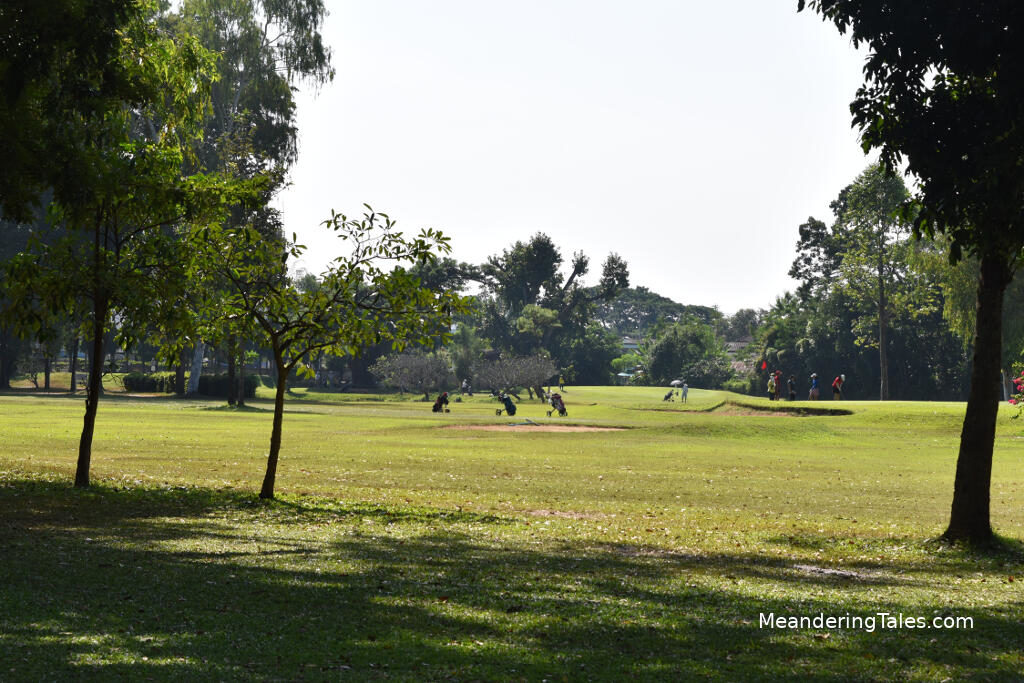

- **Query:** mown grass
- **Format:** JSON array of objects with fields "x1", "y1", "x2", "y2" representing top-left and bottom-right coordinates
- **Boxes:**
[{"x1": 2, "y1": 387, "x2": 1024, "y2": 680}]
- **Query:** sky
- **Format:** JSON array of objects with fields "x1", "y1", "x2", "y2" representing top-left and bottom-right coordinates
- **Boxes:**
[{"x1": 275, "y1": 0, "x2": 871, "y2": 315}]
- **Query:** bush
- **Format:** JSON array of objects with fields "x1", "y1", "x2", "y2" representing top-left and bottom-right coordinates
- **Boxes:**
[
  {"x1": 122, "y1": 372, "x2": 178, "y2": 393},
  {"x1": 198, "y1": 373, "x2": 259, "y2": 399},
  {"x1": 722, "y1": 378, "x2": 752, "y2": 395}
]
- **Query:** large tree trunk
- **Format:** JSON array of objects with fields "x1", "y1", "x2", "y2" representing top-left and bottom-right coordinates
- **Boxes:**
[
  {"x1": 76, "y1": 299, "x2": 108, "y2": 488},
  {"x1": 44, "y1": 355, "x2": 51, "y2": 391},
  {"x1": 260, "y1": 361, "x2": 289, "y2": 499},
  {"x1": 187, "y1": 342, "x2": 205, "y2": 395},
  {"x1": 942, "y1": 252, "x2": 1012, "y2": 545}
]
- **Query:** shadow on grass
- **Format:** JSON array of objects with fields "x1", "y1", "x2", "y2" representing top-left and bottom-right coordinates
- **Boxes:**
[
  {"x1": 1, "y1": 476, "x2": 1022, "y2": 681},
  {"x1": 198, "y1": 404, "x2": 275, "y2": 413}
]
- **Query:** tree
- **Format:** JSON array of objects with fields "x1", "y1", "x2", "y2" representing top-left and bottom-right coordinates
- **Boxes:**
[
  {"x1": 595, "y1": 286, "x2": 721, "y2": 337},
  {"x1": 371, "y1": 350, "x2": 452, "y2": 399},
  {"x1": 173, "y1": 0, "x2": 334, "y2": 395},
  {"x1": 449, "y1": 321, "x2": 486, "y2": 384},
  {"x1": 800, "y1": 1, "x2": 1024, "y2": 543},
  {"x1": 472, "y1": 233, "x2": 629, "y2": 375},
  {"x1": 0, "y1": 0, "x2": 140, "y2": 221},
  {"x1": 832, "y1": 164, "x2": 916, "y2": 401},
  {"x1": 193, "y1": 208, "x2": 467, "y2": 499},
  {"x1": 473, "y1": 354, "x2": 557, "y2": 397},
  {"x1": 3, "y1": 13, "x2": 239, "y2": 488},
  {"x1": 917, "y1": 244, "x2": 1024, "y2": 397},
  {"x1": 643, "y1": 318, "x2": 730, "y2": 387},
  {"x1": 715, "y1": 308, "x2": 764, "y2": 342}
]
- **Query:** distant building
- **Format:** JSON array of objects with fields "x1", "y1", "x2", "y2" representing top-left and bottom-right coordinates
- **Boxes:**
[
  {"x1": 726, "y1": 336, "x2": 754, "y2": 375},
  {"x1": 621, "y1": 336, "x2": 641, "y2": 354}
]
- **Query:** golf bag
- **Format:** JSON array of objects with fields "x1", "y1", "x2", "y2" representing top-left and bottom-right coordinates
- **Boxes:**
[
  {"x1": 547, "y1": 392, "x2": 567, "y2": 417},
  {"x1": 496, "y1": 392, "x2": 517, "y2": 416}
]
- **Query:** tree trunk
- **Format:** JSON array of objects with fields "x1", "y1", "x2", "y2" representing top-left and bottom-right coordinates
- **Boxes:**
[
  {"x1": 187, "y1": 342, "x2": 205, "y2": 395},
  {"x1": 942, "y1": 252, "x2": 1012, "y2": 545},
  {"x1": 69, "y1": 336, "x2": 79, "y2": 393},
  {"x1": 44, "y1": 355, "x2": 51, "y2": 391},
  {"x1": 175, "y1": 347, "x2": 187, "y2": 395},
  {"x1": 237, "y1": 349, "x2": 246, "y2": 407},
  {"x1": 0, "y1": 328, "x2": 11, "y2": 389},
  {"x1": 878, "y1": 264, "x2": 890, "y2": 401},
  {"x1": 260, "y1": 361, "x2": 289, "y2": 499},
  {"x1": 227, "y1": 335, "x2": 237, "y2": 406},
  {"x1": 76, "y1": 299, "x2": 108, "y2": 488}
]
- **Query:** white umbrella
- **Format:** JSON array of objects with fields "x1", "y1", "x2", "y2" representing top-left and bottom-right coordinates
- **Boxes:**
[{"x1": 670, "y1": 379, "x2": 683, "y2": 387}]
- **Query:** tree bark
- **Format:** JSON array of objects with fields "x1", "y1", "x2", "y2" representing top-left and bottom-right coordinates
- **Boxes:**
[
  {"x1": 187, "y1": 342, "x2": 205, "y2": 395},
  {"x1": 0, "y1": 328, "x2": 11, "y2": 389},
  {"x1": 227, "y1": 335, "x2": 237, "y2": 406},
  {"x1": 44, "y1": 355, "x2": 51, "y2": 391},
  {"x1": 237, "y1": 348, "x2": 246, "y2": 407},
  {"x1": 175, "y1": 347, "x2": 187, "y2": 396},
  {"x1": 878, "y1": 258, "x2": 890, "y2": 401},
  {"x1": 76, "y1": 299, "x2": 108, "y2": 488},
  {"x1": 69, "y1": 336, "x2": 79, "y2": 392},
  {"x1": 260, "y1": 360, "x2": 289, "y2": 499},
  {"x1": 942, "y1": 252, "x2": 1012, "y2": 544}
]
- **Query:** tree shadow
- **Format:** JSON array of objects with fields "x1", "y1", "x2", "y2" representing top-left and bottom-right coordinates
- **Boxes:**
[{"x1": 1, "y1": 477, "x2": 1021, "y2": 680}]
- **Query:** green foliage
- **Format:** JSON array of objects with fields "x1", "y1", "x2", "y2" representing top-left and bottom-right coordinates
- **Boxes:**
[
  {"x1": 763, "y1": 165, "x2": 971, "y2": 402},
  {"x1": 683, "y1": 356, "x2": 734, "y2": 390},
  {"x1": 198, "y1": 372, "x2": 259, "y2": 399},
  {"x1": 191, "y1": 206, "x2": 471, "y2": 497},
  {"x1": 560, "y1": 322, "x2": 622, "y2": 385},
  {"x1": 122, "y1": 371, "x2": 179, "y2": 394},
  {"x1": 449, "y1": 323, "x2": 485, "y2": 382},
  {"x1": 722, "y1": 377, "x2": 755, "y2": 395},
  {"x1": 644, "y1": 318, "x2": 731, "y2": 387},
  {"x1": 0, "y1": 0, "x2": 140, "y2": 220},
  {"x1": 594, "y1": 286, "x2": 722, "y2": 336},
  {"x1": 471, "y1": 233, "x2": 628, "y2": 378},
  {"x1": 610, "y1": 352, "x2": 642, "y2": 375}
]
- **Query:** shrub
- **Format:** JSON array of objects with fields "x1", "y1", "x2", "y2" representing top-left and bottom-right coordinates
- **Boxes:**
[
  {"x1": 722, "y1": 378, "x2": 752, "y2": 395},
  {"x1": 198, "y1": 373, "x2": 259, "y2": 399},
  {"x1": 122, "y1": 372, "x2": 178, "y2": 393}
]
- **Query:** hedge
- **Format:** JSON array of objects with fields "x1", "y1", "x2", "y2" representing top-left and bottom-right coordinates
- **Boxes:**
[
  {"x1": 198, "y1": 373, "x2": 259, "y2": 399},
  {"x1": 122, "y1": 372, "x2": 177, "y2": 393}
]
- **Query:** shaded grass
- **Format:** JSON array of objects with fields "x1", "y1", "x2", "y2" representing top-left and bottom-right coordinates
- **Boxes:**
[{"x1": 2, "y1": 387, "x2": 1024, "y2": 679}]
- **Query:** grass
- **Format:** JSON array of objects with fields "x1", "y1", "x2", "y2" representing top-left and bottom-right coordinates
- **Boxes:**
[{"x1": 2, "y1": 386, "x2": 1024, "y2": 680}]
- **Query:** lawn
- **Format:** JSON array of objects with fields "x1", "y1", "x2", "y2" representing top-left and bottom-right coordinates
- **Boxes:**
[{"x1": 1, "y1": 386, "x2": 1023, "y2": 680}]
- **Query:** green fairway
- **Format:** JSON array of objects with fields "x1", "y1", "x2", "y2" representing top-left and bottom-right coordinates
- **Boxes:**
[{"x1": 2, "y1": 387, "x2": 1023, "y2": 680}]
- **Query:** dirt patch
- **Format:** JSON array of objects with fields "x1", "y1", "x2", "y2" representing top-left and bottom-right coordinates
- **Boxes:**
[{"x1": 443, "y1": 424, "x2": 625, "y2": 433}]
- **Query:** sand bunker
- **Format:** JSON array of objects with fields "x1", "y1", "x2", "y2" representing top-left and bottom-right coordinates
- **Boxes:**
[
  {"x1": 709, "y1": 407, "x2": 795, "y2": 417},
  {"x1": 444, "y1": 424, "x2": 624, "y2": 432}
]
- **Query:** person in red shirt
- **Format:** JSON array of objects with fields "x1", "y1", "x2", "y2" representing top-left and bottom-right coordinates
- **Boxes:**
[{"x1": 832, "y1": 374, "x2": 845, "y2": 400}]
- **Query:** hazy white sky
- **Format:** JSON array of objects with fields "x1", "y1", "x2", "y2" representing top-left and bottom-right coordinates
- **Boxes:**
[{"x1": 276, "y1": 0, "x2": 869, "y2": 314}]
